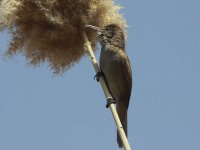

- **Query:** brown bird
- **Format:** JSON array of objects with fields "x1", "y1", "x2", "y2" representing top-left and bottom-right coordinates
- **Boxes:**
[{"x1": 86, "y1": 24, "x2": 132, "y2": 148}]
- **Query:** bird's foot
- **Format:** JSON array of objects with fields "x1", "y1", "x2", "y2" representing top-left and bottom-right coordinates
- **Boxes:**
[
  {"x1": 106, "y1": 97, "x2": 116, "y2": 108},
  {"x1": 94, "y1": 71, "x2": 103, "y2": 82}
]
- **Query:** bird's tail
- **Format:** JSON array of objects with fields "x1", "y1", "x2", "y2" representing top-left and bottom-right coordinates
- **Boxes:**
[{"x1": 116, "y1": 101, "x2": 128, "y2": 148}]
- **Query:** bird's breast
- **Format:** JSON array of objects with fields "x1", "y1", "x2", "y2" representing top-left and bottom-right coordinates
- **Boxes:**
[{"x1": 99, "y1": 47, "x2": 131, "y2": 102}]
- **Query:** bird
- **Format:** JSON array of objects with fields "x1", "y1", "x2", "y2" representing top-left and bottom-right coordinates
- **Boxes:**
[{"x1": 86, "y1": 24, "x2": 132, "y2": 148}]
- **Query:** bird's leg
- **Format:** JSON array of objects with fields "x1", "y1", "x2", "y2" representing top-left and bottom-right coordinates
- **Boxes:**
[
  {"x1": 106, "y1": 97, "x2": 116, "y2": 108},
  {"x1": 94, "y1": 71, "x2": 103, "y2": 82},
  {"x1": 94, "y1": 71, "x2": 116, "y2": 107}
]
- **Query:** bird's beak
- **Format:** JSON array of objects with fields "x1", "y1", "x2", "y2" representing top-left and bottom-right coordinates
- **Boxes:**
[
  {"x1": 85, "y1": 25, "x2": 102, "y2": 34},
  {"x1": 85, "y1": 25, "x2": 100, "y2": 31}
]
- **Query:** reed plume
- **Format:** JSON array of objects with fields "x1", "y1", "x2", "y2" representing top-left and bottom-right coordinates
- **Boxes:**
[{"x1": 0, "y1": 0, "x2": 126, "y2": 73}]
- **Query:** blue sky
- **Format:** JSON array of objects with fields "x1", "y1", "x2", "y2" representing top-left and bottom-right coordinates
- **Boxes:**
[{"x1": 0, "y1": 0, "x2": 200, "y2": 150}]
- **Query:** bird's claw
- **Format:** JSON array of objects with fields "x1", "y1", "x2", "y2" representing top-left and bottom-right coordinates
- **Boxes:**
[
  {"x1": 94, "y1": 71, "x2": 103, "y2": 82},
  {"x1": 106, "y1": 97, "x2": 116, "y2": 108}
]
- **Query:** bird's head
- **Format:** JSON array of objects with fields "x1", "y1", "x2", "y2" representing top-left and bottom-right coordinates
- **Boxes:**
[
  {"x1": 100, "y1": 24, "x2": 122, "y2": 38},
  {"x1": 85, "y1": 24, "x2": 125, "y2": 49}
]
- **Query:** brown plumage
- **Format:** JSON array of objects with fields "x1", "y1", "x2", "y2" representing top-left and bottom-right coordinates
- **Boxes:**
[{"x1": 98, "y1": 24, "x2": 132, "y2": 148}]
